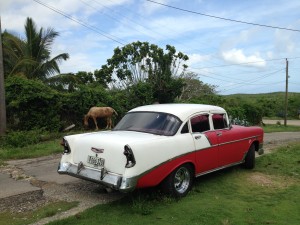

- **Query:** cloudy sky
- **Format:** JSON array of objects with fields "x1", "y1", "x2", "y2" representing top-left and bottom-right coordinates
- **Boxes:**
[{"x1": 1, "y1": 0, "x2": 300, "y2": 94}]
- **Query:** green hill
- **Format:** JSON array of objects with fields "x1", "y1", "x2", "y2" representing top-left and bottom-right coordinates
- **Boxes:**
[{"x1": 222, "y1": 92, "x2": 300, "y2": 118}]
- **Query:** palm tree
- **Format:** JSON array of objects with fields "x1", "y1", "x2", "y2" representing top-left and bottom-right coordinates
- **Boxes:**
[{"x1": 2, "y1": 17, "x2": 69, "y2": 80}]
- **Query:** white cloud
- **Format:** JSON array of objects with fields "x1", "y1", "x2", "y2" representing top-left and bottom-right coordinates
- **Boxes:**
[
  {"x1": 139, "y1": 0, "x2": 170, "y2": 15},
  {"x1": 59, "y1": 53, "x2": 98, "y2": 73},
  {"x1": 187, "y1": 53, "x2": 211, "y2": 66},
  {"x1": 221, "y1": 49, "x2": 266, "y2": 67},
  {"x1": 274, "y1": 30, "x2": 296, "y2": 54}
]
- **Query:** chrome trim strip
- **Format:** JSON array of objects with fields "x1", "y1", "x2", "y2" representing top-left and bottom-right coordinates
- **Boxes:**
[
  {"x1": 210, "y1": 135, "x2": 261, "y2": 148},
  {"x1": 57, "y1": 162, "x2": 137, "y2": 192},
  {"x1": 195, "y1": 160, "x2": 244, "y2": 177}
]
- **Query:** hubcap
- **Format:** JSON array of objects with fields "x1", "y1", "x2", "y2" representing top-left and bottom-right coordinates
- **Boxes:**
[{"x1": 174, "y1": 167, "x2": 190, "y2": 194}]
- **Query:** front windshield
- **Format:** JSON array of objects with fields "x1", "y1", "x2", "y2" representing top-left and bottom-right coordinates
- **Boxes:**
[{"x1": 113, "y1": 112, "x2": 182, "y2": 136}]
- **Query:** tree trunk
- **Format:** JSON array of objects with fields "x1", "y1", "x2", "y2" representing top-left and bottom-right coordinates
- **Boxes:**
[{"x1": 0, "y1": 18, "x2": 7, "y2": 135}]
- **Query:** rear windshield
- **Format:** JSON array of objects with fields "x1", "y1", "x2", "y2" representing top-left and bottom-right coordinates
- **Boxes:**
[{"x1": 113, "y1": 112, "x2": 182, "y2": 136}]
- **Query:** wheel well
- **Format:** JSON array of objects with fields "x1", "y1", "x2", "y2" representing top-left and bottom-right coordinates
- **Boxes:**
[
  {"x1": 172, "y1": 162, "x2": 196, "y2": 177},
  {"x1": 185, "y1": 162, "x2": 196, "y2": 176},
  {"x1": 159, "y1": 162, "x2": 196, "y2": 185},
  {"x1": 252, "y1": 141, "x2": 259, "y2": 152}
]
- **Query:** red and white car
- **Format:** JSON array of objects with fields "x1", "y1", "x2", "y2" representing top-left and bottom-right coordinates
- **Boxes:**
[{"x1": 58, "y1": 104, "x2": 264, "y2": 197}]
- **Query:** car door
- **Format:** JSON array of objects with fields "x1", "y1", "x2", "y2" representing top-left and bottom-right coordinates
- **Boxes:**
[
  {"x1": 190, "y1": 114, "x2": 219, "y2": 173},
  {"x1": 212, "y1": 114, "x2": 246, "y2": 166}
]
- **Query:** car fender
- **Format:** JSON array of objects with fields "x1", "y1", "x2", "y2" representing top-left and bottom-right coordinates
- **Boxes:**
[{"x1": 135, "y1": 151, "x2": 196, "y2": 188}]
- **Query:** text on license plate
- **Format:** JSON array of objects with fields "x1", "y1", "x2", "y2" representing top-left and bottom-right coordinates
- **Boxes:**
[{"x1": 87, "y1": 155, "x2": 105, "y2": 166}]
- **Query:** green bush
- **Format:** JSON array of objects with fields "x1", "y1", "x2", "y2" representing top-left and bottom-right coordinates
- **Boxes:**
[
  {"x1": 0, "y1": 130, "x2": 60, "y2": 148},
  {"x1": 59, "y1": 85, "x2": 123, "y2": 129},
  {"x1": 5, "y1": 76, "x2": 61, "y2": 131}
]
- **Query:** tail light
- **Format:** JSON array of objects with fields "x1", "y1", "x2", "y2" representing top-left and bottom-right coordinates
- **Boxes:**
[
  {"x1": 60, "y1": 138, "x2": 71, "y2": 154},
  {"x1": 123, "y1": 145, "x2": 136, "y2": 168}
]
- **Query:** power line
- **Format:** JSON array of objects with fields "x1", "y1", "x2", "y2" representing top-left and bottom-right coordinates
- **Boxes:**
[
  {"x1": 146, "y1": 0, "x2": 300, "y2": 32},
  {"x1": 86, "y1": 0, "x2": 223, "y2": 61},
  {"x1": 33, "y1": 0, "x2": 126, "y2": 45},
  {"x1": 190, "y1": 57, "x2": 300, "y2": 70},
  {"x1": 93, "y1": 0, "x2": 230, "y2": 68},
  {"x1": 188, "y1": 67, "x2": 285, "y2": 92},
  {"x1": 221, "y1": 68, "x2": 285, "y2": 88},
  {"x1": 34, "y1": 0, "x2": 300, "y2": 74}
]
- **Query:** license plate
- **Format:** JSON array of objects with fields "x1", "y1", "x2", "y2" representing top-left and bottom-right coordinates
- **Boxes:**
[{"x1": 87, "y1": 155, "x2": 105, "y2": 167}]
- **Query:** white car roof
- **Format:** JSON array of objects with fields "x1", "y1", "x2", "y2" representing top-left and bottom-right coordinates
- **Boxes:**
[{"x1": 129, "y1": 104, "x2": 226, "y2": 121}]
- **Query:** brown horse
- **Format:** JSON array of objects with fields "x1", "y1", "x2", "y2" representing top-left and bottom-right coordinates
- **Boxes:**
[{"x1": 84, "y1": 107, "x2": 118, "y2": 130}]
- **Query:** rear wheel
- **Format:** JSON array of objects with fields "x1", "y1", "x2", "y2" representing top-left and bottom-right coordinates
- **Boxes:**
[
  {"x1": 243, "y1": 144, "x2": 255, "y2": 169},
  {"x1": 161, "y1": 164, "x2": 194, "y2": 198}
]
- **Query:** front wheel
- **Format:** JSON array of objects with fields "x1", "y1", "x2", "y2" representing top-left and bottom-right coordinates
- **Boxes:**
[
  {"x1": 243, "y1": 144, "x2": 255, "y2": 169},
  {"x1": 161, "y1": 164, "x2": 194, "y2": 198}
]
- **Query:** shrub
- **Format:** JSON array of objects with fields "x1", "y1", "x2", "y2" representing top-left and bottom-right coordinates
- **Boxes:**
[
  {"x1": 5, "y1": 76, "x2": 61, "y2": 131},
  {"x1": 0, "y1": 130, "x2": 60, "y2": 148}
]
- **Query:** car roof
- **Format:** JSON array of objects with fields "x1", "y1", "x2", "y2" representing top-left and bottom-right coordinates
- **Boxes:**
[{"x1": 129, "y1": 104, "x2": 226, "y2": 121}]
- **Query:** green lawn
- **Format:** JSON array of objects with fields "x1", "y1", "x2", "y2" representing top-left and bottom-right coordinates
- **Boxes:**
[
  {"x1": 0, "y1": 139, "x2": 62, "y2": 165},
  {"x1": 47, "y1": 142, "x2": 300, "y2": 225},
  {"x1": 262, "y1": 124, "x2": 300, "y2": 133}
]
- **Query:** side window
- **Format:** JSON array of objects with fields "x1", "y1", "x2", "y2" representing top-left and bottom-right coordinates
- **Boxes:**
[
  {"x1": 212, "y1": 114, "x2": 228, "y2": 129},
  {"x1": 181, "y1": 122, "x2": 189, "y2": 134},
  {"x1": 191, "y1": 114, "x2": 210, "y2": 133}
]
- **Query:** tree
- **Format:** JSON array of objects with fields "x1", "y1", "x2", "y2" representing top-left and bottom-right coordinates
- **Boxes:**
[
  {"x1": 0, "y1": 18, "x2": 6, "y2": 135},
  {"x1": 2, "y1": 17, "x2": 69, "y2": 80},
  {"x1": 100, "y1": 41, "x2": 188, "y2": 103},
  {"x1": 47, "y1": 71, "x2": 95, "y2": 92},
  {"x1": 178, "y1": 72, "x2": 217, "y2": 101}
]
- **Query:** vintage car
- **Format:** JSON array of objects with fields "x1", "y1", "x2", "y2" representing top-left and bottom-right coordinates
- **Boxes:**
[{"x1": 58, "y1": 104, "x2": 264, "y2": 197}]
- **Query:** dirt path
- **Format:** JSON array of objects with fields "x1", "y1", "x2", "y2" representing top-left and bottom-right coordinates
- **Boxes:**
[
  {"x1": 1, "y1": 132, "x2": 299, "y2": 225},
  {"x1": 263, "y1": 119, "x2": 300, "y2": 126},
  {"x1": 263, "y1": 132, "x2": 300, "y2": 153}
]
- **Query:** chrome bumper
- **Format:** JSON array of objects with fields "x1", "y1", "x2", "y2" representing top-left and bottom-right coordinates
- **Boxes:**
[{"x1": 57, "y1": 162, "x2": 137, "y2": 192}]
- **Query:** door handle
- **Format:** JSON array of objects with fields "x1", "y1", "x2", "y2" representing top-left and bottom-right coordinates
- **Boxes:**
[
  {"x1": 217, "y1": 132, "x2": 222, "y2": 136},
  {"x1": 195, "y1": 136, "x2": 201, "y2": 140}
]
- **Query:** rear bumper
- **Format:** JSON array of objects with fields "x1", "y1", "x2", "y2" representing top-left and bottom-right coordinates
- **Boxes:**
[{"x1": 57, "y1": 162, "x2": 137, "y2": 192}]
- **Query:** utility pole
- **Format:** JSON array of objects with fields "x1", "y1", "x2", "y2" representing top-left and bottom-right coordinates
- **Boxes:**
[
  {"x1": 284, "y1": 58, "x2": 288, "y2": 127},
  {"x1": 0, "y1": 17, "x2": 6, "y2": 135}
]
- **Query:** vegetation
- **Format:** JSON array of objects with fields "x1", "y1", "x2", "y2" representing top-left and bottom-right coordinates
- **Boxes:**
[
  {"x1": 0, "y1": 201, "x2": 78, "y2": 225},
  {"x1": 1, "y1": 17, "x2": 300, "y2": 133},
  {"x1": 46, "y1": 142, "x2": 300, "y2": 225},
  {"x1": 263, "y1": 124, "x2": 300, "y2": 133},
  {"x1": 178, "y1": 72, "x2": 217, "y2": 101},
  {"x1": 99, "y1": 41, "x2": 188, "y2": 104},
  {"x1": 223, "y1": 92, "x2": 300, "y2": 119},
  {"x1": 2, "y1": 17, "x2": 69, "y2": 80}
]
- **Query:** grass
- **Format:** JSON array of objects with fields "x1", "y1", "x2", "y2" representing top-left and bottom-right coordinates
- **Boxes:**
[
  {"x1": 0, "y1": 201, "x2": 78, "y2": 225},
  {"x1": 262, "y1": 124, "x2": 300, "y2": 133},
  {"x1": 47, "y1": 142, "x2": 300, "y2": 225},
  {"x1": 0, "y1": 139, "x2": 62, "y2": 162}
]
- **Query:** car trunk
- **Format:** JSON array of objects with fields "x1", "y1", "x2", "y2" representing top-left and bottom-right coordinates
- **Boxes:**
[{"x1": 66, "y1": 131, "x2": 161, "y2": 175}]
